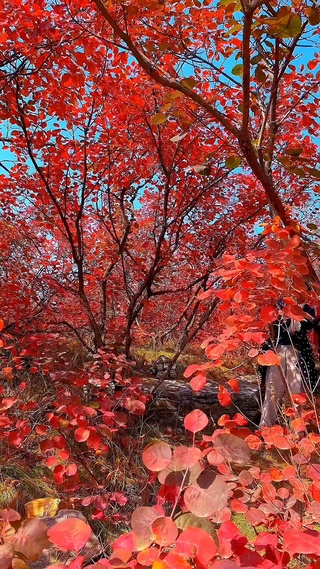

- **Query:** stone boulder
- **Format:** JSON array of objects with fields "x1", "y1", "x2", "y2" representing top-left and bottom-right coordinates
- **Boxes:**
[{"x1": 149, "y1": 355, "x2": 177, "y2": 378}]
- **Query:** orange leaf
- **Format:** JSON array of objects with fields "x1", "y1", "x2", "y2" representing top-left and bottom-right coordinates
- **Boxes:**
[{"x1": 257, "y1": 350, "x2": 280, "y2": 366}]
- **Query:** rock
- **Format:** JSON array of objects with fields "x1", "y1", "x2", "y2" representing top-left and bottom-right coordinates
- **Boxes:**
[
  {"x1": 150, "y1": 355, "x2": 177, "y2": 378},
  {"x1": 29, "y1": 509, "x2": 101, "y2": 568}
]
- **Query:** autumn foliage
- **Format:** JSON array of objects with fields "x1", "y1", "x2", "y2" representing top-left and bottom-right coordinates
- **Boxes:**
[{"x1": 1, "y1": 0, "x2": 320, "y2": 567}]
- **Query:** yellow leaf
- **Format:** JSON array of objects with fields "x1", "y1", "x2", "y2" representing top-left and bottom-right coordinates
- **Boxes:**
[
  {"x1": 151, "y1": 113, "x2": 167, "y2": 125},
  {"x1": 180, "y1": 77, "x2": 197, "y2": 89}
]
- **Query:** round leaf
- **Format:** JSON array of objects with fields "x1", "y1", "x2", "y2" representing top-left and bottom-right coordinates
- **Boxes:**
[
  {"x1": 74, "y1": 428, "x2": 90, "y2": 442},
  {"x1": 184, "y1": 472, "x2": 229, "y2": 517},
  {"x1": 131, "y1": 507, "x2": 160, "y2": 548},
  {"x1": 176, "y1": 527, "x2": 217, "y2": 565},
  {"x1": 184, "y1": 409, "x2": 208, "y2": 433},
  {"x1": 257, "y1": 350, "x2": 280, "y2": 366},
  {"x1": 214, "y1": 433, "x2": 251, "y2": 464},
  {"x1": 151, "y1": 517, "x2": 178, "y2": 546},
  {"x1": 47, "y1": 518, "x2": 92, "y2": 553},
  {"x1": 173, "y1": 446, "x2": 201, "y2": 469},
  {"x1": 142, "y1": 442, "x2": 172, "y2": 472},
  {"x1": 14, "y1": 519, "x2": 51, "y2": 562}
]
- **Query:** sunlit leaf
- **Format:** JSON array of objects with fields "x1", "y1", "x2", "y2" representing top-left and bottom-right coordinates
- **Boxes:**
[
  {"x1": 225, "y1": 156, "x2": 241, "y2": 170},
  {"x1": 180, "y1": 77, "x2": 197, "y2": 89},
  {"x1": 231, "y1": 64, "x2": 243, "y2": 76},
  {"x1": 47, "y1": 518, "x2": 92, "y2": 553},
  {"x1": 151, "y1": 113, "x2": 168, "y2": 125}
]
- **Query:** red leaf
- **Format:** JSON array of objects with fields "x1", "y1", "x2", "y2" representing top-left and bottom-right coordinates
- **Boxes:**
[
  {"x1": 173, "y1": 446, "x2": 201, "y2": 469},
  {"x1": 248, "y1": 348, "x2": 259, "y2": 358},
  {"x1": 254, "y1": 531, "x2": 278, "y2": 550},
  {"x1": 0, "y1": 319, "x2": 4, "y2": 332},
  {"x1": 87, "y1": 433, "x2": 101, "y2": 449},
  {"x1": 142, "y1": 442, "x2": 172, "y2": 472},
  {"x1": 184, "y1": 409, "x2": 208, "y2": 433},
  {"x1": 113, "y1": 531, "x2": 138, "y2": 552},
  {"x1": 207, "y1": 449, "x2": 225, "y2": 466},
  {"x1": 137, "y1": 547, "x2": 159, "y2": 565},
  {"x1": 245, "y1": 434, "x2": 263, "y2": 451},
  {"x1": 284, "y1": 304, "x2": 309, "y2": 322},
  {"x1": 0, "y1": 543, "x2": 13, "y2": 569},
  {"x1": 183, "y1": 365, "x2": 200, "y2": 379},
  {"x1": 176, "y1": 527, "x2": 217, "y2": 565},
  {"x1": 215, "y1": 288, "x2": 235, "y2": 300},
  {"x1": 0, "y1": 398, "x2": 17, "y2": 411},
  {"x1": 0, "y1": 509, "x2": 20, "y2": 521},
  {"x1": 131, "y1": 507, "x2": 159, "y2": 547},
  {"x1": 189, "y1": 374, "x2": 207, "y2": 392},
  {"x1": 260, "y1": 305, "x2": 278, "y2": 323},
  {"x1": 123, "y1": 397, "x2": 145, "y2": 415},
  {"x1": 257, "y1": 350, "x2": 280, "y2": 366},
  {"x1": 227, "y1": 379, "x2": 239, "y2": 393},
  {"x1": 65, "y1": 463, "x2": 78, "y2": 476},
  {"x1": 218, "y1": 385, "x2": 232, "y2": 407},
  {"x1": 231, "y1": 499, "x2": 248, "y2": 513},
  {"x1": 151, "y1": 517, "x2": 178, "y2": 546},
  {"x1": 15, "y1": 518, "x2": 50, "y2": 561},
  {"x1": 283, "y1": 530, "x2": 320, "y2": 555},
  {"x1": 35, "y1": 425, "x2": 48, "y2": 435},
  {"x1": 74, "y1": 428, "x2": 90, "y2": 442},
  {"x1": 48, "y1": 518, "x2": 92, "y2": 553},
  {"x1": 198, "y1": 289, "x2": 214, "y2": 300}
]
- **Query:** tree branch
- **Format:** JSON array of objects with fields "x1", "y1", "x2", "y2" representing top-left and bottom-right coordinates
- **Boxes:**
[{"x1": 92, "y1": 0, "x2": 240, "y2": 137}]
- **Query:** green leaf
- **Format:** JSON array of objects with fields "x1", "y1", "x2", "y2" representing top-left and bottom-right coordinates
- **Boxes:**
[
  {"x1": 260, "y1": 8, "x2": 302, "y2": 38},
  {"x1": 251, "y1": 54, "x2": 262, "y2": 65},
  {"x1": 225, "y1": 156, "x2": 241, "y2": 170},
  {"x1": 175, "y1": 513, "x2": 218, "y2": 545},
  {"x1": 152, "y1": 112, "x2": 168, "y2": 125},
  {"x1": 231, "y1": 64, "x2": 243, "y2": 76},
  {"x1": 308, "y1": 168, "x2": 320, "y2": 179},
  {"x1": 307, "y1": 7, "x2": 320, "y2": 26},
  {"x1": 180, "y1": 77, "x2": 197, "y2": 89},
  {"x1": 286, "y1": 147, "x2": 303, "y2": 157}
]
